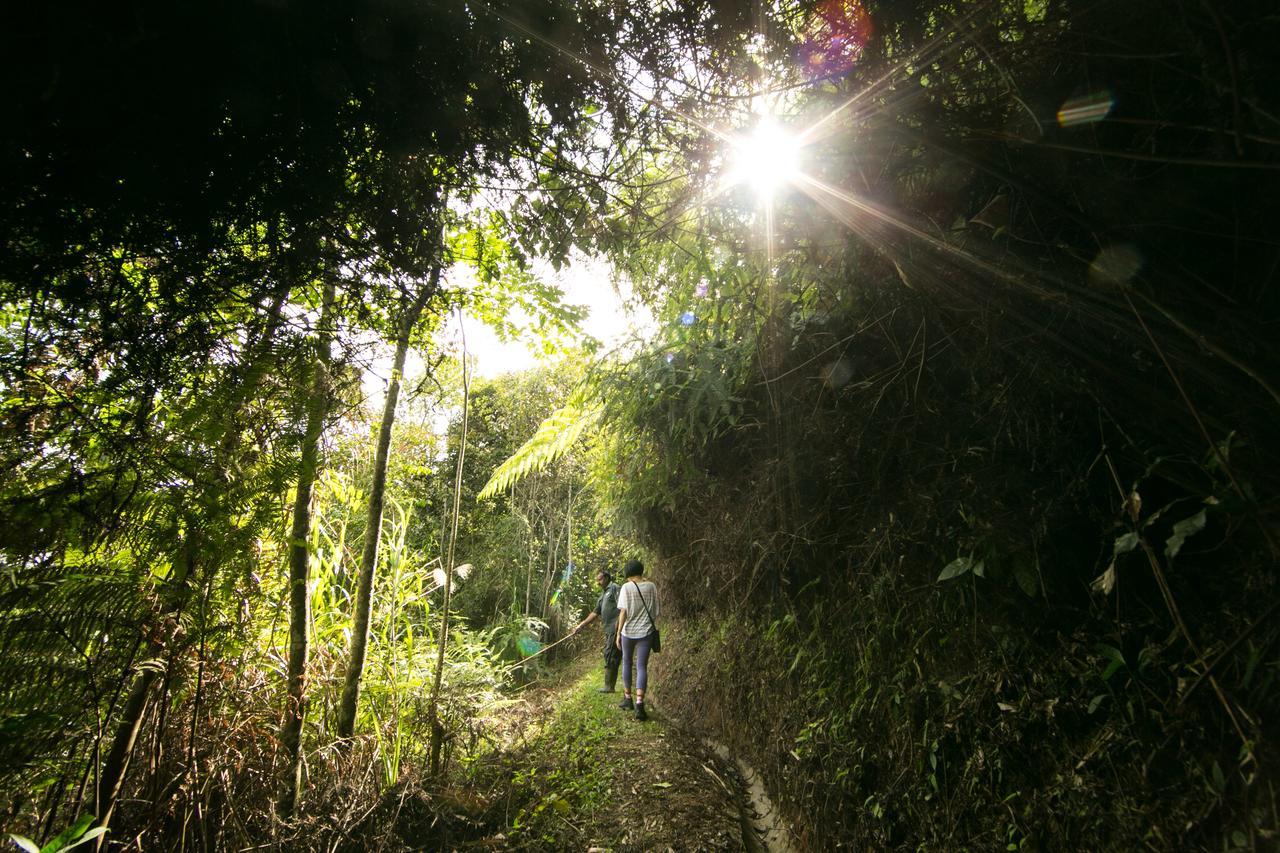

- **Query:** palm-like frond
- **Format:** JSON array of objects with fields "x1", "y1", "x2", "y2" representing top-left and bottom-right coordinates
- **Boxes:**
[{"x1": 477, "y1": 389, "x2": 602, "y2": 500}]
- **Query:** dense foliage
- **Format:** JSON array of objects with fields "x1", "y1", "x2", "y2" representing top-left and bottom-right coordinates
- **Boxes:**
[
  {"x1": 3, "y1": 0, "x2": 1278, "y2": 850},
  {"x1": 0, "y1": 0, "x2": 756, "y2": 846},
  {"x1": 581, "y1": 0, "x2": 1280, "y2": 848}
]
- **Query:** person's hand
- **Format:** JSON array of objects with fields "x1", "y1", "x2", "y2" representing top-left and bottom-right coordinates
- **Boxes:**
[{"x1": 615, "y1": 635, "x2": 621, "y2": 650}]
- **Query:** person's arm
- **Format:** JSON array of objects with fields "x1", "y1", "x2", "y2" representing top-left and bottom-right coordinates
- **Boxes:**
[{"x1": 571, "y1": 611, "x2": 598, "y2": 635}]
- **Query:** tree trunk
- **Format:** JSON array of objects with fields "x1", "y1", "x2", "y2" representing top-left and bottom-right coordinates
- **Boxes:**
[
  {"x1": 429, "y1": 311, "x2": 469, "y2": 776},
  {"x1": 541, "y1": 527, "x2": 558, "y2": 619},
  {"x1": 277, "y1": 282, "x2": 335, "y2": 820},
  {"x1": 337, "y1": 267, "x2": 440, "y2": 739},
  {"x1": 94, "y1": 537, "x2": 194, "y2": 841},
  {"x1": 95, "y1": 657, "x2": 158, "y2": 834}
]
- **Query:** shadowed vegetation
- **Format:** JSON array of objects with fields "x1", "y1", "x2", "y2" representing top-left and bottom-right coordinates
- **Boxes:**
[{"x1": 3, "y1": 0, "x2": 1278, "y2": 850}]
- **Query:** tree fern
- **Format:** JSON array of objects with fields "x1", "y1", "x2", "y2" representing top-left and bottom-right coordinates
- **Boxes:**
[{"x1": 477, "y1": 388, "x2": 602, "y2": 500}]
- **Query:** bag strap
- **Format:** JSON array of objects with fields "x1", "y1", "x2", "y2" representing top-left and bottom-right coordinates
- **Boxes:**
[{"x1": 630, "y1": 580, "x2": 657, "y2": 627}]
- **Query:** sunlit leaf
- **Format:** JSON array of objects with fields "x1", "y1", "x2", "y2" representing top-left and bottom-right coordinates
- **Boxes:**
[{"x1": 478, "y1": 389, "x2": 602, "y2": 500}]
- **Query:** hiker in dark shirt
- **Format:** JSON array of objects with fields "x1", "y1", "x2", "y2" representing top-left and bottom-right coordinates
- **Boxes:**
[{"x1": 570, "y1": 569, "x2": 622, "y2": 692}]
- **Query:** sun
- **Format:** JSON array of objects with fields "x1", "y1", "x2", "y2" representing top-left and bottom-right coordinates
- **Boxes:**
[{"x1": 727, "y1": 118, "x2": 800, "y2": 202}]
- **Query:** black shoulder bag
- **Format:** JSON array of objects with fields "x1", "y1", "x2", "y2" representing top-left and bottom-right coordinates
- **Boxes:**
[{"x1": 630, "y1": 580, "x2": 660, "y2": 653}]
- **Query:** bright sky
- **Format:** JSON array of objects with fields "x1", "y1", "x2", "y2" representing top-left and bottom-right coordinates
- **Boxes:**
[
  {"x1": 445, "y1": 254, "x2": 646, "y2": 379},
  {"x1": 361, "y1": 254, "x2": 651, "y2": 411}
]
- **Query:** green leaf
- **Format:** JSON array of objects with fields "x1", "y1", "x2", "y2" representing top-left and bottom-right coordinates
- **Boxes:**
[
  {"x1": 478, "y1": 389, "x2": 602, "y2": 500},
  {"x1": 40, "y1": 814, "x2": 96, "y2": 853},
  {"x1": 1211, "y1": 760, "x2": 1226, "y2": 793},
  {"x1": 60, "y1": 828, "x2": 108, "y2": 851},
  {"x1": 937, "y1": 557, "x2": 972, "y2": 581},
  {"x1": 1164, "y1": 509, "x2": 1206, "y2": 560},
  {"x1": 1112, "y1": 532, "x2": 1139, "y2": 556},
  {"x1": 1095, "y1": 643, "x2": 1126, "y2": 681}
]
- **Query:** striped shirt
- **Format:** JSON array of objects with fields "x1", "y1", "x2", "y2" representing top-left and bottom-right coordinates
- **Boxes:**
[{"x1": 617, "y1": 580, "x2": 659, "y2": 638}]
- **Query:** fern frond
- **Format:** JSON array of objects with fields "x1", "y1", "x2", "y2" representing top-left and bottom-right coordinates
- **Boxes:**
[{"x1": 477, "y1": 393, "x2": 602, "y2": 500}]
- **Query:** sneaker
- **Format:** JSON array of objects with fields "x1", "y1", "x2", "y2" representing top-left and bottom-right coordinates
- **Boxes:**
[
  {"x1": 619, "y1": 696, "x2": 634, "y2": 711},
  {"x1": 635, "y1": 702, "x2": 648, "y2": 722}
]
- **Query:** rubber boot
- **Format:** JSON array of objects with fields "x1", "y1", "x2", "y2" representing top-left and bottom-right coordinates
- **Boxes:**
[{"x1": 598, "y1": 662, "x2": 618, "y2": 693}]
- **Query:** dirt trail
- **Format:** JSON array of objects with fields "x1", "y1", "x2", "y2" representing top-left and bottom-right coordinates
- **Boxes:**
[
  {"x1": 539, "y1": 659, "x2": 798, "y2": 852},
  {"x1": 402, "y1": 655, "x2": 799, "y2": 851}
]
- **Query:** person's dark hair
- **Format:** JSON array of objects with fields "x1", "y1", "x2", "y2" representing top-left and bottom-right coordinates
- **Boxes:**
[
  {"x1": 623, "y1": 559, "x2": 644, "y2": 578},
  {"x1": 597, "y1": 569, "x2": 612, "y2": 582}
]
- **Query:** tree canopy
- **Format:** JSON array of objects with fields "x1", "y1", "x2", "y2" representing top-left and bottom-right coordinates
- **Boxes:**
[{"x1": 3, "y1": 0, "x2": 1279, "y2": 849}]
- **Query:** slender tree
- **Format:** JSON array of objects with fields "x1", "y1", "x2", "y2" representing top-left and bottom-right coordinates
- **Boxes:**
[
  {"x1": 277, "y1": 281, "x2": 336, "y2": 819},
  {"x1": 336, "y1": 264, "x2": 443, "y2": 739},
  {"x1": 92, "y1": 272, "x2": 300, "y2": 838},
  {"x1": 429, "y1": 313, "x2": 470, "y2": 776},
  {"x1": 93, "y1": 536, "x2": 195, "y2": 839}
]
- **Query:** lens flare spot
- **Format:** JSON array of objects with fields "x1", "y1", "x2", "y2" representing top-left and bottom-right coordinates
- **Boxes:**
[
  {"x1": 679, "y1": 311, "x2": 697, "y2": 326},
  {"x1": 1057, "y1": 90, "x2": 1114, "y2": 128},
  {"x1": 822, "y1": 357, "x2": 855, "y2": 389},
  {"x1": 1088, "y1": 244, "x2": 1144, "y2": 288},
  {"x1": 799, "y1": 0, "x2": 873, "y2": 79},
  {"x1": 516, "y1": 633, "x2": 542, "y2": 657}
]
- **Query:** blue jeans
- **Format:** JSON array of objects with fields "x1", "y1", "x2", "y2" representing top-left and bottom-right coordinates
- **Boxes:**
[{"x1": 620, "y1": 633, "x2": 653, "y2": 693}]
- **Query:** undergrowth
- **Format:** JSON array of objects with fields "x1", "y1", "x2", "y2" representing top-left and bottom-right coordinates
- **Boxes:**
[
  {"x1": 496, "y1": 666, "x2": 622, "y2": 849},
  {"x1": 613, "y1": 275, "x2": 1279, "y2": 849},
  {"x1": 342, "y1": 657, "x2": 739, "y2": 852}
]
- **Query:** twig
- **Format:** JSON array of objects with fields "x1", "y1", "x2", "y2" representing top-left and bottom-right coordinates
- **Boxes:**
[
  {"x1": 1123, "y1": 290, "x2": 1277, "y2": 555},
  {"x1": 1139, "y1": 542, "x2": 1254, "y2": 761},
  {"x1": 913, "y1": 318, "x2": 927, "y2": 402},
  {"x1": 1199, "y1": 0, "x2": 1245, "y2": 156},
  {"x1": 1132, "y1": 289, "x2": 1280, "y2": 412},
  {"x1": 1179, "y1": 598, "x2": 1280, "y2": 706},
  {"x1": 974, "y1": 131, "x2": 1280, "y2": 169}
]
